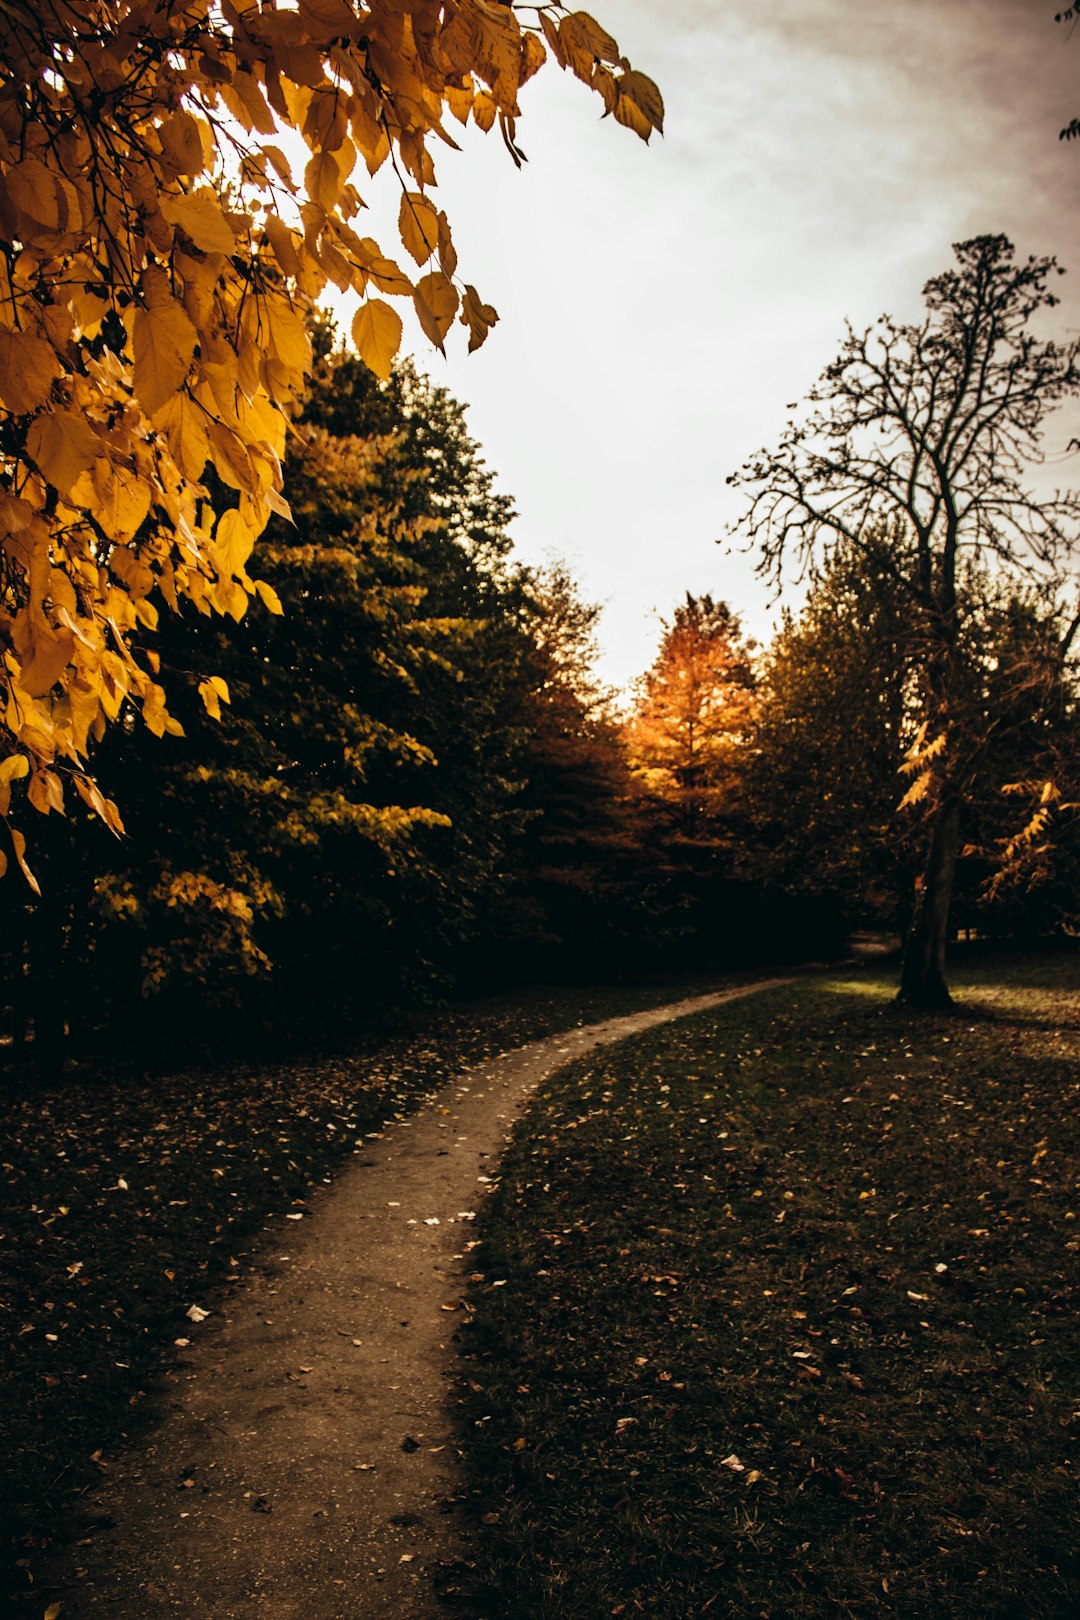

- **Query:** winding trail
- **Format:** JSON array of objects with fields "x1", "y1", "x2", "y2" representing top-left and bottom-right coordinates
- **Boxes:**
[{"x1": 45, "y1": 978, "x2": 790, "y2": 1619}]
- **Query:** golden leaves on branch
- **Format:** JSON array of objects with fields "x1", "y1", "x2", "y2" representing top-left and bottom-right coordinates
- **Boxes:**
[
  {"x1": 0, "y1": 0, "x2": 660, "y2": 870},
  {"x1": 540, "y1": 9, "x2": 664, "y2": 137}
]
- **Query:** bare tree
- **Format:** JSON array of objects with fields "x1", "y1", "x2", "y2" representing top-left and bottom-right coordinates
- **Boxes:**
[{"x1": 728, "y1": 235, "x2": 1080, "y2": 1008}]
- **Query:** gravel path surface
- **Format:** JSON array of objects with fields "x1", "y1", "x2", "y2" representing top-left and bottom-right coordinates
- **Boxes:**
[{"x1": 43, "y1": 978, "x2": 789, "y2": 1619}]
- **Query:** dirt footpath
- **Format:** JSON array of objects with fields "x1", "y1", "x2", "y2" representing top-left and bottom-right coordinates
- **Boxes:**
[{"x1": 42, "y1": 979, "x2": 789, "y2": 1619}]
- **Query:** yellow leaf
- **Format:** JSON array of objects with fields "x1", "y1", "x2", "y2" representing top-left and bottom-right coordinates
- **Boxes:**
[
  {"x1": 437, "y1": 210, "x2": 458, "y2": 278},
  {"x1": 264, "y1": 297, "x2": 311, "y2": 375},
  {"x1": 254, "y1": 578, "x2": 283, "y2": 615},
  {"x1": 299, "y1": 0, "x2": 357, "y2": 36},
  {"x1": 540, "y1": 9, "x2": 565, "y2": 65},
  {"x1": 352, "y1": 299, "x2": 402, "y2": 381},
  {"x1": 445, "y1": 79, "x2": 474, "y2": 125},
  {"x1": 156, "y1": 389, "x2": 211, "y2": 482},
  {"x1": 134, "y1": 292, "x2": 198, "y2": 417},
  {"x1": 209, "y1": 423, "x2": 257, "y2": 494},
  {"x1": 158, "y1": 111, "x2": 206, "y2": 177},
  {"x1": 615, "y1": 69, "x2": 665, "y2": 137},
  {"x1": 613, "y1": 93, "x2": 653, "y2": 142},
  {"x1": 229, "y1": 70, "x2": 278, "y2": 136},
  {"x1": 356, "y1": 240, "x2": 413, "y2": 296},
  {"x1": 472, "y1": 90, "x2": 498, "y2": 133},
  {"x1": 198, "y1": 678, "x2": 223, "y2": 720},
  {"x1": 94, "y1": 467, "x2": 152, "y2": 543},
  {"x1": 12, "y1": 612, "x2": 75, "y2": 698},
  {"x1": 72, "y1": 774, "x2": 125, "y2": 835},
  {"x1": 305, "y1": 148, "x2": 344, "y2": 213},
  {"x1": 0, "y1": 755, "x2": 29, "y2": 784},
  {"x1": 398, "y1": 191, "x2": 440, "y2": 266},
  {"x1": 264, "y1": 215, "x2": 302, "y2": 278},
  {"x1": 415, "y1": 272, "x2": 459, "y2": 347},
  {"x1": 0, "y1": 331, "x2": 61, "y2": 414},
  {"x1": 10, "y1": 825, "x2": 40, "y2": 895},
  {"x1": 160, "y1": 190, "x2": 238, "y2": 255},
  {"x1": 215, "y1": 508, "x2": 256, "y2": 577},
  {"x1": 25, "y1": 411, "x2": 100, "y2": 495},
  {"x1": 107, "y1": 541, "x2": 153, "y2": 596},
  {"x1": 568, "y1": 11, "x2": 620, "y2": 64},
  {"x1": 27, "y1": 769, "x2": 64, "y2": 816},
  {"x1": 520, "y1": 32, "x2": 547, "y2": 85},
  {"x1": 4, "y1": 157, "x2": 61, "y2": 231},
  {"x1": 460, "y1": 284, "x2": 499, "y2": 353}
]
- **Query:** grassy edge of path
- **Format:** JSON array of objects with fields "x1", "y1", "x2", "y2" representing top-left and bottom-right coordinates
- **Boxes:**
[{"x1": 457, "y1": 955, "x2": 1080, "y2": 1619}]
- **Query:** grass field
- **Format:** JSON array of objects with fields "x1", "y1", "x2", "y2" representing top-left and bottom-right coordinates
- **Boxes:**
[{"x1": 459, "y1": 956, "x2": 1080, "y2": 1618}]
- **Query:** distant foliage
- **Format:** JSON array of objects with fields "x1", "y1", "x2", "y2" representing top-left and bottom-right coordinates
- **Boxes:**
[
  {"x1": 625, "y1": 594, "x2": 756, "y2": 837},
  {"x1": 739, "y1": 543, "x2": 916, "y2": 924}
]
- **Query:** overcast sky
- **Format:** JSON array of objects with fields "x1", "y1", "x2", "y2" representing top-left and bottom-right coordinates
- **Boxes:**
[{"x1": 374, "y1": 1, "x2": 1080, "y2": 688}]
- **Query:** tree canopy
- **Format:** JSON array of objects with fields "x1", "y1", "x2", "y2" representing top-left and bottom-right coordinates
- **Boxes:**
[
  {"x1": 625, "y1": 594, "x2": 755, "y2": 836},
  {"x1": 0, "y1": 1, "x2": 662, "y2": 874},
  {"x1": 729, "y1": 235, "x2": 1080, "y2": 1006}
]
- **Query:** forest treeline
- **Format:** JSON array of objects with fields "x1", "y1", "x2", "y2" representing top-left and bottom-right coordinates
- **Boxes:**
[{"x1": 2, "y1": 333, "x2": 1076, "y2": 1063}]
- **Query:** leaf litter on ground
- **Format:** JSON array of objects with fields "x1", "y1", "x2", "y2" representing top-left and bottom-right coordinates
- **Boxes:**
[{"x1": 457, "y1": 954, "x2": 1080, "y2": 1619}]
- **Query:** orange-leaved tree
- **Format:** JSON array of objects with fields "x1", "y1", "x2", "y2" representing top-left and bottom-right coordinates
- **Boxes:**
[
  {"x1": 0, "y1": 1, "x2": 662, "y2": 883},
  {"x1": 625, "y1": 594, "x2": 756, "y2": 837}
]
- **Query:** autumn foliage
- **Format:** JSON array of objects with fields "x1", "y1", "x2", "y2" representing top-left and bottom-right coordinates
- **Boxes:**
[{"x1": 0, "y1": 1, "x2": 662, "y2": 878}]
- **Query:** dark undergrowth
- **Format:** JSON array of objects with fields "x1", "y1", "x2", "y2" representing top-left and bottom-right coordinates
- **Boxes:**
[
  {"x1": 0, "y1": 965, "x2": 759, "y2": 1610},
  {"x1": 458, "y1": 954, "x2": 1080, "y2": 1619}
]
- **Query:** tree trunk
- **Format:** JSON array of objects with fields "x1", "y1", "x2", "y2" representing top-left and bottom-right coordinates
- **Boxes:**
[
  {"x1": 29, "y1": 886, "x2": 67, "y2": 1075},
  {"x1": 897, "y1": 796, "x2": 963, "y2": 1010}
]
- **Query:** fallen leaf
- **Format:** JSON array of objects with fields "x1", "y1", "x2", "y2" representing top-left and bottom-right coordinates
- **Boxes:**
[
  {"x1": 186, "y1": 1304, "x2": 209, "y2": 1323},
  {"x1": 720, "y1": 1453, "x2": 745, "y2": 1471}
]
